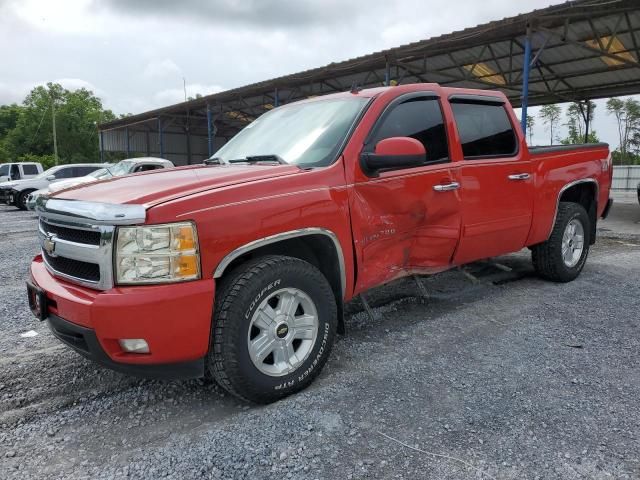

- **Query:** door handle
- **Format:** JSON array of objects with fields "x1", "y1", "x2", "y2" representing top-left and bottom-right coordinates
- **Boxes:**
[
  {"x1": 433, "y1": 182, "x2": 460, "y2": 192},
  {"x1": 508, "y1": 173, "x2": 530, "y2": 180}
]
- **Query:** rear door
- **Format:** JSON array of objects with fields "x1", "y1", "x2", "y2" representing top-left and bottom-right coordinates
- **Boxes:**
[
  {"x1": 350, "y1": 93, "x2": 462, "y2": 292},
  {"x1": 449, "y1": 96, "x2": 534, "y2": 265}
]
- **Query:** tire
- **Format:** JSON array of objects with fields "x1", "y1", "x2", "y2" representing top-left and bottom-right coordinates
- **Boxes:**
[
  {"x1": 16, "y1": 190, "x2": 32, "y2": 210},
  {"x1": 208, "y1": 255, "x2": 337, "y2": 403},
  {"x1": 532, "y1": 202, "x2": 591, "y2": 283}
]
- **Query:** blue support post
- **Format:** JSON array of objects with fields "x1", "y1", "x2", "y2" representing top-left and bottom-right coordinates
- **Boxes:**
[
  {"x1": 125, "y1": 126, "x2": 130, "y2": 157},
  {"x1": 158, "y1": 117, "x2": 164, "y2": 158},
  {"x1": 274, "y1": 88, "x2": 279, "y2": 107},
  {"x1": 206, "y1": 105, "x2": 213, "y2": 157},
  {"x1": 99, "y1": 130, "x2": 104, "y2": 163},
  {"x1": 520, "y1": 28, "x2": 532, "y2": 136}
]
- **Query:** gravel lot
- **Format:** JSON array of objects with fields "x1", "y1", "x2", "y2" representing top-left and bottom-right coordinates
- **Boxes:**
[{"x1": 1, "y1": 203, "x2": 639, "y2": 479}]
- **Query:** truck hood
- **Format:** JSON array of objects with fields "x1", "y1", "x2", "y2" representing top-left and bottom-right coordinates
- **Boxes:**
[{"x1": 52, "y1": 164, "x2": 303, "y2": 207}]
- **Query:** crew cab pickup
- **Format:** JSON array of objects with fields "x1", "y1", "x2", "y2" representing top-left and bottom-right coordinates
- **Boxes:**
[
  {"x1": 0, "y1": 162, "x2": 43, "y2": 183},
  {"x1": 29, "y1": 84, "x2": 613, "y2": 403}
]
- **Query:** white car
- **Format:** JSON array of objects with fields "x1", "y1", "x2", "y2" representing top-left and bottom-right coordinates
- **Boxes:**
[
  {"x1": 26, "y1": 157, "x2": 174, "y2": 210},
  {"x1": 0, "y1": 163, "x2": 107, "y2": 210}
]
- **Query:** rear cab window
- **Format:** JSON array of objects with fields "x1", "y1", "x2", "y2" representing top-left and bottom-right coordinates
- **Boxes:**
[
  {"x1": 450, "y1": 99, "x2": 517, "y2": 159},
  {"x1": 22, "y1": 164, "x2": 39, "y2": 175}
]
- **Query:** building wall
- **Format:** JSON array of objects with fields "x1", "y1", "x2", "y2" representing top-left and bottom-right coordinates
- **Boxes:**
[{"x1": 101, "y1": 128, "x2": 228, "y2": 166}]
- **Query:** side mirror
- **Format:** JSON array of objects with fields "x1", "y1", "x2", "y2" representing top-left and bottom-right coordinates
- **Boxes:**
[
  {"x1": 360, "y1": 137, "x2": 426, "y2": 176},
  {"x1": 46, "y1": 175, "x2": 56, "y2": 181}
]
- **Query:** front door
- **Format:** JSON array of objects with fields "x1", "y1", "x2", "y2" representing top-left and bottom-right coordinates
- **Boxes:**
[
  {"x1": 349, "y1": 94, "x2": 462, "y2": 293},
  {"x1": 448, "y1": 98, "x2": 534, "y2": 265}
]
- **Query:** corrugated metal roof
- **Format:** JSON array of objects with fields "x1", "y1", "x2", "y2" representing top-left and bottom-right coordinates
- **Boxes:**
[{"x1": 99, "y1": 0, "x2": 640, "y2": 164}]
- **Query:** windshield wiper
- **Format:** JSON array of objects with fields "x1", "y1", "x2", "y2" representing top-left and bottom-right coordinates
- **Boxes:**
[{"x1": 227, "y1": 155, "x2": 288, "y2": 165}]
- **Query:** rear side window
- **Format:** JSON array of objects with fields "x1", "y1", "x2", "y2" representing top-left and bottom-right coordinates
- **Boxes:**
[
  {"x1": 22, "y1": 164, "x2": 39, "y2": 175},
  {"x1": 53, "y1": 167, "x2": 75, "y2": 179},
  {"x1": 450, "y1": 102, "x2": 517, "y2": 158},
  {"x1": 371, "y1": 97, "x2": 449, "y2": 163},
  {"x1": 135, "y1": 164, "x2": 162, "y2": 172}
]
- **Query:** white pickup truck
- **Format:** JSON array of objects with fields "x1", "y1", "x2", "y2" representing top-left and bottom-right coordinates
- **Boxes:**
[{"x1": 0, "y1": 162, "x2": 43, "y2": 183}]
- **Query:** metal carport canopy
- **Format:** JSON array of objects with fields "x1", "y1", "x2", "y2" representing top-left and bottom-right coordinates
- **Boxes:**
[{"x1": 98, "y1": 0, "x2": 640, "y2": 165}]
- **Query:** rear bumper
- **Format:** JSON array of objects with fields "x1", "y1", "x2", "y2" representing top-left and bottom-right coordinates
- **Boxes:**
[
  {"x1": 30, "y1": 255, "x2": 215, "y2": 378},
  {"x1": 47, "y1": 313, "x2": 205, "y2": 379},
  {"x1": 601, "y1": 198, "x2": 614, "y2": 219}
]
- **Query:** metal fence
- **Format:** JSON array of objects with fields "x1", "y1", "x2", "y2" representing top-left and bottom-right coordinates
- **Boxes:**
[{"x1": 612, "y1": 166, "x2": 640, "y2": 191}]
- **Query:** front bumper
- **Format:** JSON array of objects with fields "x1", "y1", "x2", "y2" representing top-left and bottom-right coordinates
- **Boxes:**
[
  {"x1": 30, "y1": 255, "x2": 214, "y2": 378},
  {"x1": 0, "y1": 189, "x2": 14, "y2": 204}
]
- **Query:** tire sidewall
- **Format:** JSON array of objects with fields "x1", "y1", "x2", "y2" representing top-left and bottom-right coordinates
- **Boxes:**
[
  {"x1": 556, "y1": 206, "x2": 590, "y2": 277},
  {"x1": 17, "y1": 191, "x2": 30, "y2": 210},
  {"x1": 217, "y1": 259, "x2": 336, "y2": 398}
]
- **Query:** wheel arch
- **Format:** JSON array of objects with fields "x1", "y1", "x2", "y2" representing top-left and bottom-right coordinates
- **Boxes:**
[
  {"x1": 552, "y1": 178, "x2": 598, "y2": 245},
  {"x1": 213, "y1": 228, "x2": 347, "y2": 333}
]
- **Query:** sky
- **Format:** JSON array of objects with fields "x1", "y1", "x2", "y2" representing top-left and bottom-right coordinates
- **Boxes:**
[{"x1": 0, "y1": 0, "x2": 631, "y2": 148}]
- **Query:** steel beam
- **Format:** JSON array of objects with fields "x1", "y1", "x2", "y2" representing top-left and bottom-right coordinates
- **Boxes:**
[
  {"x1": 520, "y1": 27, "x2": 532, "y2": 135},
  {"x1": 206, "y1": 104, "x2": 213, "y2": 157},
  {"x1": 158, "y1": 117, "x2": 164, "y2": 158}
]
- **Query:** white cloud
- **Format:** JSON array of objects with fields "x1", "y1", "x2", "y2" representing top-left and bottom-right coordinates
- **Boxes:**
[{"x1": 143, "y1": 59, "x2": 182, "y2": 78}]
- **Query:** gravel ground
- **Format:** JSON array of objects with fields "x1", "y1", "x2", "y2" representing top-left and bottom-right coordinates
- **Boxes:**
[{"x1": 1, "y1": 203, "x2": 639, "y2": 479}]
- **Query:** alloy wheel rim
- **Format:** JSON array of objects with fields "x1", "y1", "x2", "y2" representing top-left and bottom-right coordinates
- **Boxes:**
[
  {"x1": 247, "y1": 288, "x2": 319, "y2": 377},
  {"x1": 561, "y1": 218, "x2": 585, "y2": 268}
]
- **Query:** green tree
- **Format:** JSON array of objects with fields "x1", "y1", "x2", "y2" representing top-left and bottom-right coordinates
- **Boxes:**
[
  {"x1": 561, "y1": 101, "x2": 598, "y2": 144},
  {"x1": 526, "y1": 115, "x2": 535, "y2": 145},
  {"x1": 1, "y1": 82, "x2": 116, "y2": 164},
  {"x1": 539, "y1": 104, "x2": 562, "y2": 145},
  {"x1": 606, "y1": 97, "x2": 640, "y2": 163}
]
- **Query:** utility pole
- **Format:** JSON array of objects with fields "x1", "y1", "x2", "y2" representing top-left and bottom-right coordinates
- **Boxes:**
[{"x1": 51, "y1": 96, "x2": 59, "y2": 165}]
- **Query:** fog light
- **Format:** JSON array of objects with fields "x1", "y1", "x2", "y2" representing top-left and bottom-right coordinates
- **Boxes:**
[{"x1": 118, "y1": 339, "x2": 149, "y2": 353}]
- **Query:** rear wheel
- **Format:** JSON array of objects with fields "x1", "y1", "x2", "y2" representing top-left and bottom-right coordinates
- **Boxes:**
[
  {"x1": 208, "y1": 255, "x2": 337, "y2": 403},
  {"x1": 532, "y1": 202, "x2": 590, "y2": 282}
]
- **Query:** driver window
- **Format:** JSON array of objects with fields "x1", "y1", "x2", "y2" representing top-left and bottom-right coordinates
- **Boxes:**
[
  {"x1": 10, "y1": 164, "x2": 20, "y2": 179},
  {"x1": 371, "y1": 98, "x2": 449, "y2": 164}
]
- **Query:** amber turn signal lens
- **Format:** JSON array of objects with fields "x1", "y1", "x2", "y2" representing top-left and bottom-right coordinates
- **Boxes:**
[
  {"x1": 174, "y1": 254, "x2": 199, "y2": 278},
  {"x1": 175, "y1": 225, "x2": 196, "y2": 251}
]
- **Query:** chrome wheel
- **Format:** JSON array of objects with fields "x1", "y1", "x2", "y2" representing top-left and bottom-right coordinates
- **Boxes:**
[
  {"x1": 247, "y1": 288, "x2": 319, "y2": 377},
  {"x1": 562, "y1": 218, "x2": 584, "y2": 268}
]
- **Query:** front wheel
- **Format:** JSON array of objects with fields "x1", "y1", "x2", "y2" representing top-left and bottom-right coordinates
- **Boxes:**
[
  {"x1": 208, "y1": 255, "x2": 337, "y2": 403},
  {"x1": 532, "y1": 202, "x2": 590, "y2": 282},
  {"x1": 16, "y1": 190, "x2": 33, "y2": 210}
]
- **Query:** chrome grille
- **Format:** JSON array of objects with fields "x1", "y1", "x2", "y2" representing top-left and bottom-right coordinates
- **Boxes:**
[
  {"x1": 40, "y1": 219, "x2": 101, "y2": 246},
  {"x1": 43, "y1": 251, "x2": 101, "y2": 282},
  {"x1": 35, "y1": 199, "x2": 146, "y2": 291}
]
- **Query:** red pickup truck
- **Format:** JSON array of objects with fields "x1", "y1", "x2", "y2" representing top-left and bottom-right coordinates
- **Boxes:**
[{"x1": 29, "y1": 83, "x2": 613, "y2": 403}]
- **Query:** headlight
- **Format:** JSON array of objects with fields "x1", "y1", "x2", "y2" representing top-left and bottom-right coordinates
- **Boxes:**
[{"x1": 115, "y1": 222, "x2": 200, "y2": 284}]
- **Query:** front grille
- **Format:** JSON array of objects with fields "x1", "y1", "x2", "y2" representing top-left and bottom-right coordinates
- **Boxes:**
[
  {"x1": 43, "y1": 251, "x2": 100, "y2": 282},
  {"x1": 41, "y1": 220, "x2": 101, "y2": 246}
]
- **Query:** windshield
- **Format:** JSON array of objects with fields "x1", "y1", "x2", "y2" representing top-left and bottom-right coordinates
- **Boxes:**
[
  {"x1": 35, "y1": 166, "x2": 62, "y2": 179},
  {"x1": 213, "y1": 97, "x2": 369, "y2": 167},
  {"x1": 106, "y1": 160, "x2": 134, "y2": 177},
  {"x1": 88, "y1": 168, "x2": 111, "y2": 179}
]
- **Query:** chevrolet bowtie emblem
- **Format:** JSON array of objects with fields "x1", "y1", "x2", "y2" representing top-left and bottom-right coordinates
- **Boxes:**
[{"x1": 43, "y1": 233, "x2": 57, "y2": 257}]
